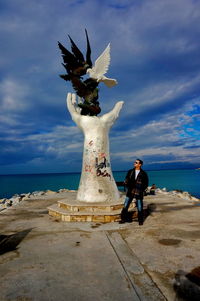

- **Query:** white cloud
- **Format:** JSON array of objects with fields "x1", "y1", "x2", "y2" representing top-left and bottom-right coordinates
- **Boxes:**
[
  {"x1": 119, "y1": 75, "x2": 200, "y2": 119},
  {"x1": 24, "y1": 125, "x2": 83, "y2": 159},
  {"x1": 0, "y1": 78, "x2": 30, "y2": 112},
  {"x1": 110, "y1": 101, "x2": 200, "y2": 166}
]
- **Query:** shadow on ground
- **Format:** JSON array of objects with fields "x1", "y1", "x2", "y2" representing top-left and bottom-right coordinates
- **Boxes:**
[
  {"x1": 173, "y1": 266, "x2": 200, "y2": 301},
  {"x1": 0, "y1": 228, "x2": 33, "y2": 255},
  {"x1": 124, "y1": 203, "x2": 157, "y2": 224}
]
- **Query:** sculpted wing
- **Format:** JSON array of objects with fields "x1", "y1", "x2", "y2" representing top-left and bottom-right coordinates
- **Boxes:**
[
  {"x1": 87, "y1": 43, "x2": 111, "y2": 79},
  {"x1": 68, "y1": 35, "x2": 85, "y2": 63},
  {"x1": 85, "y1": 29, "x2": 92, "y2": 67}
]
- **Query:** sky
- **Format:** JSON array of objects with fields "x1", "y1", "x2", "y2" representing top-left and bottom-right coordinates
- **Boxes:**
[{"x1": 0, "y1": 0, "x2": 200, "y2": 175}]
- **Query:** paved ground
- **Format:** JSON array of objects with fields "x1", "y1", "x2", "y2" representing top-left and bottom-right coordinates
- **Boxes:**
[{"x1": 0, "y1": 192, "x2": 200, "y2": 301}]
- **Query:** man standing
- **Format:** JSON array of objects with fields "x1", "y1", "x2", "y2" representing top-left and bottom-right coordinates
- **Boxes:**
[{"x1": 120, "y1": 159, "x2": 148, "y2": 225}]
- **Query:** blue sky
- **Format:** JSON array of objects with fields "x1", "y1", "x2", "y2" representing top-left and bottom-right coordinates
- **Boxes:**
[{"x1": 0, "y1": 0, "x2": 200, "y2": 174}]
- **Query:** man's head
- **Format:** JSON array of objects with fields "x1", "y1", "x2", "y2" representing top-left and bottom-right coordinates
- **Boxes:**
[{"x1": 134, "y1": 159, "x2": 143, "y2": 170}]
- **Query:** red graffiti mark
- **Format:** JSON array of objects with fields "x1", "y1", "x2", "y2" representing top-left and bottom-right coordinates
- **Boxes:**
[
  {"x1": 99, "y1": 152, "x2": 106, "y2": 159},
  {"x1": 89, "y1": 140, "x2": 93, "y2": 146},
  {"x1": 85, "y1": 165, "x2": 93, "y2": 172}
]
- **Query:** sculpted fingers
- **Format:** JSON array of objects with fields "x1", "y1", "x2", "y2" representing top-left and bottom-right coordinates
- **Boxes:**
[
  {"x1": 101, "y1": 101, "x2": 124, "y2": 127},
  {"x1": 66, "y1": 93, "x2": 80, "y2": 124},
  {"x1": 66, "y1": 93, "x2": 75, "y2": 114}
]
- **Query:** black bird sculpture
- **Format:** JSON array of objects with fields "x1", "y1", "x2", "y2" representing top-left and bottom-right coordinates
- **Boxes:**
[
  {"x1": 58, "y1": 30, "x2": 101, "y2": 116},
  {"x1": 58, "y1": 29, "x2": 92, "y2": 78}
]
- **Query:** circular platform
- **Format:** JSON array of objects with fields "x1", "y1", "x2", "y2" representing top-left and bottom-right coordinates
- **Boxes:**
[{"x1": 48, "y1": 197, "x2": 137, "y2": 223}]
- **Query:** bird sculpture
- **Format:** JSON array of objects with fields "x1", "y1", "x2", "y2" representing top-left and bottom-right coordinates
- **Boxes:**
[
  {"x1": 58, "y1": 30, "x2": 92, "y2": 78},
  {"x1": 58, "y1": 30, "x2": 117, "y2": 116},
  {"x1": 87, "y1": 43, "x2": 117, "y2": 88}
]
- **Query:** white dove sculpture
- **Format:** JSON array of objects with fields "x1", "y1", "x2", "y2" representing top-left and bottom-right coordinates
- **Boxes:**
[{"x1": 87, "y1": 43, "x2": 118, "y2": 87}]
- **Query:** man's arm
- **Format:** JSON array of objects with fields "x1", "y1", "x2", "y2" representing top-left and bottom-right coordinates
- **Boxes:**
[
  {"x1": 124, "y1": 169, "x2": 133, "y2": 185},
  {"x1": 143, "y1": 172, "x2": 149, "y2": 190}
]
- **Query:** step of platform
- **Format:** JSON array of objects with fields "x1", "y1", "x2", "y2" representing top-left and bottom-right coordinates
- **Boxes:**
[
  {"x1": 48, "y1": 198, "x2": 146, "y2": 223},
  {"x1": 48, "y1": 203, "x2": 134, "y2": 222},
  {"x1": 57, "y1": 198, "x2": 134, "y2": 212}
]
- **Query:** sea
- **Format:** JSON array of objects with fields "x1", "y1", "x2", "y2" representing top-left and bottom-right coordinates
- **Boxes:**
[{"x1": 0, "y1": 169, "x2": 199, "y2": 200}]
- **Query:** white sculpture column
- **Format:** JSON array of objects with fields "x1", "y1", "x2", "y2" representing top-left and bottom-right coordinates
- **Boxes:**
[{"x1": 67, "y1": 93, "x2": 124, "y2": 203}]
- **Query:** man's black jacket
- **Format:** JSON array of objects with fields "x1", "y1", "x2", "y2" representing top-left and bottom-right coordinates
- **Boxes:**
[{"x1": 125, "y1": 168, "x2": 149, "y2": 199}]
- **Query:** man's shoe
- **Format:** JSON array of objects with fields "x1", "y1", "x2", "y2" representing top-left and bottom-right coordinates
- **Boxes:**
[
  {"x1": 138, "y1": 211, "x2": 143, "y2": 225},
  {"x1": 120, "y1": 207, "x2": 127, "y2": 219},
  {"x1": 119, "y1": 220, "x2": 126, "y2": 224}
]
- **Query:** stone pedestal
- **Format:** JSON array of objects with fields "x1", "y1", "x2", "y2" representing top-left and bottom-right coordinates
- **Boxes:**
[{"x1": 48, "y1": 197, "x2": 137, "y2": 223}]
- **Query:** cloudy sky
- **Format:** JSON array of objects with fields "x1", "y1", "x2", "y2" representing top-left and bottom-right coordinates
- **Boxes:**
[{"x1": 0, "y1": 0, "x2": 200, "y2": 175}]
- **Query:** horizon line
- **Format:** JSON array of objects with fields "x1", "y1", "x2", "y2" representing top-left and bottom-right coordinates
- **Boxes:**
[{"x1": 0, "y1": 167, "x2": 199, "y2": 177}]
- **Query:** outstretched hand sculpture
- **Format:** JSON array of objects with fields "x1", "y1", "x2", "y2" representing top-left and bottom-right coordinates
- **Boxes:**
[
  {"x1": 59, "y1": 30, "x2": 124, "y2": 203},
  {"x1": 67, "y1": 93, "x2": 124, "y2": 202}
]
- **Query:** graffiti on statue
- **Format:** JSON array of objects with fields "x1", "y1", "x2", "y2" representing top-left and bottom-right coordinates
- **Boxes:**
[
  {"x1": 84, "y1": 151, "x2": 111, "y2": 180},
  {"x1": 96, "y1": 169, "x2": 111, "y2": 179},
  {"x1": 95, "y1": 157, "x2": 110, "y2": 169},
  {"x1": 85, "y1": 164, "x2": 93, "y2": 172},
  {"x1": 95, "y1": 156, "x2": 111, "y2": 179}
]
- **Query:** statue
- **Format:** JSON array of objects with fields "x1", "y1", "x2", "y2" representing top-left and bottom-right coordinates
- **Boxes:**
[
  {"x1": 58, "y1": 30, "x2": 124, "y2": 203},
  {"x1": 58, "y1": 30, "x2": 117, "y2": 116}
]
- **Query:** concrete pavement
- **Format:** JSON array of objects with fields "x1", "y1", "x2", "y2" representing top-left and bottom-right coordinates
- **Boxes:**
[{"x1": 0, "y1": 191, "x2": 200, "y2": 300}]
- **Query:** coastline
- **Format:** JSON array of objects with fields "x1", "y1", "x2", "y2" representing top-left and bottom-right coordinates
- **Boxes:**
[
  {"x1": 0, "y1": 186, "x2": 199, "y2": 212},
  {"x1": 1, "y1": 169, "x2": 200, "y2": 200}
]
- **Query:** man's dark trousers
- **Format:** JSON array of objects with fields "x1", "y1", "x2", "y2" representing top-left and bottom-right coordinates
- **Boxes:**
[{"x1": 121, "y1": 196, "x2": 144, "y2": 224}]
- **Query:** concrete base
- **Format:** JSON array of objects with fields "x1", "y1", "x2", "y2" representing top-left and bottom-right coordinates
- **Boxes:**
[{"x1": 48, "y1": 198, "x2": 137, "y2": 222}]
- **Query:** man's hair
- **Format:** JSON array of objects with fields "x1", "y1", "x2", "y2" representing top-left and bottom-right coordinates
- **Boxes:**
[{"x1": 136, "y1": 159, "x2": 143, "y2": 165}]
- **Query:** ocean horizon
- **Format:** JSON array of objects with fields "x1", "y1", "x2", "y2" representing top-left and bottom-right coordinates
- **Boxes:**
[{"x1": 0, "y1": 169, "x2": 199, "y2": 199}]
